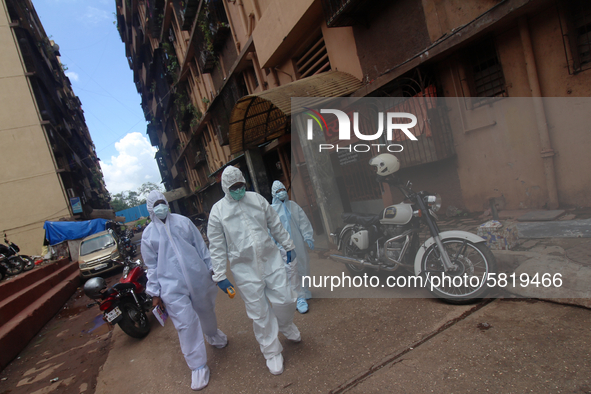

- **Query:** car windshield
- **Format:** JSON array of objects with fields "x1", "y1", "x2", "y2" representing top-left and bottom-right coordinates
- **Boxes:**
[{"x1": 80, "y1": 234, "x2": 116, "y2": 256}]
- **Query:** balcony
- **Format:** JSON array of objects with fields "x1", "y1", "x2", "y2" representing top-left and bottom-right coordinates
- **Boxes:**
[
  {"x1": 194, "y1": 0, "x2": 230, "y2": 73},
  {"x1": 321, "y1": 0, "x2": 372, "y2": 27},
  {"x1": 192, "y1": 150, "x2": 206, "y2": 169},
  {"x1": 146, "y1": 0, "x2": 165, "y2": 36},
  {"x1": 180, "y1": 0, "x2": 200, "y2": 30},
  {"x1": 199, "y1": 49, "x2": 215, "y2": 73},
  {"x1": 207, "y1": 0, "x2": 230, "y2": 50},
  {"x1": 147, "y1": 121, "x2": 160, "y2": 146}
]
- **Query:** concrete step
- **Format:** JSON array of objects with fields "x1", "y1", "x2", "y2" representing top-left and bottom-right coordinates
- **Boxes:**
[
  {"x1": 0, "y1": 259, "x2": 79, "y2": 324},
  {"x1": 0, "y1": 258, "x2": 71, "y2": 301},
  {"x1": 0, "y1": 261, "x2": 80, "y2": 370}
]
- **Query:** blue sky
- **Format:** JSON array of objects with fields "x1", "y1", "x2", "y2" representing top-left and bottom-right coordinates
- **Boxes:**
[{"x1": 32, "y1": 0, "x2": 162, "y2": 195}]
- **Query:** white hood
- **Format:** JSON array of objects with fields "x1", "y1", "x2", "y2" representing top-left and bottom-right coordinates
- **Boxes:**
[{"x1": 221, "y1": 166, "x2": 246, "y2": 200}]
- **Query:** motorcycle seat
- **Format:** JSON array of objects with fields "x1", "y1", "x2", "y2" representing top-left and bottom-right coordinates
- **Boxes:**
[{"x1": 341, "y1": 212, "x2": 381, "y2": 226}]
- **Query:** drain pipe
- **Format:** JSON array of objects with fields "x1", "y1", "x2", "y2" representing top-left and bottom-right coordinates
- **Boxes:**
[{"x1": 519, "y1": 16, "x2": 559, "y2": 209}]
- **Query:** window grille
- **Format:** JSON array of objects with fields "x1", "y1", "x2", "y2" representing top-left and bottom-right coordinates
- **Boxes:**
[
  {"x1": 295, "y1": 35, "x2": 331, "y2": 79},
  {"x1": 563, "y1": 0, "x2": 591, "y2": 72},
  {"x1": 468, "y1": 40, "x2": 506, "y2": 100}
]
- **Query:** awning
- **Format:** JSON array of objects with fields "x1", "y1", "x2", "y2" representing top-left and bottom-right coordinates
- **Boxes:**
[{"x1": 228, "y1": 71, "x2": 363, "y2": 154}]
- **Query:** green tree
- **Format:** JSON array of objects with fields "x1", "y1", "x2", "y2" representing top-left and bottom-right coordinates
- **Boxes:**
[
  {"x1": 111, "y1": 183, "x2": 164, "y2": 212},
  {"x1": 111, "y1": 192, "x2": 130, "y2": 212},
  {"x1": 138, "y1": 182, "x2": 164, "y2": 199},
  {"x1": 126, "y1": 191, "x2": 142, "y2": 207}
]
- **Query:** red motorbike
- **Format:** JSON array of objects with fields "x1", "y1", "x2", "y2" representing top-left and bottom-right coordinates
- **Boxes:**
[{"x1": 83, "y1": 258, "x2": 152, "y2": 338}]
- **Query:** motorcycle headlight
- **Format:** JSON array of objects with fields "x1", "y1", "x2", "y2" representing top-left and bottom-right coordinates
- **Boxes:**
[{"x1": 425, "y1": 193, "x2": 442, "y2": 212}]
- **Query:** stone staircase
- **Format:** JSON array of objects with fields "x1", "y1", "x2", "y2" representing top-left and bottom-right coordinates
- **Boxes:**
[{"x1": 0, "y1": 258, "x2": 80, "y2": 370}]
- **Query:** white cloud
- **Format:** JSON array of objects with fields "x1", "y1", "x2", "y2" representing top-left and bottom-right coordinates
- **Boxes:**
[
  {"x1": 65, "y1": 71, "x2": 79, "y2": 81},
  {"x1": 100, "y1": 132, "x2": 161, "y2": 195}
]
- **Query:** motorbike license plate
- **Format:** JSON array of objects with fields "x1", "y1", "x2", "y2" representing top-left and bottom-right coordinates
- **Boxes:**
[
  {"x1": 106, "y1": 306, "x2": 122, "y2": 323},
  {"x1": 94, "y1": 263, "x2": 108, "y2": 271}
]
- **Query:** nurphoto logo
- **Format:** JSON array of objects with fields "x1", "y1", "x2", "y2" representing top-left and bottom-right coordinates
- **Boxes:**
[{"x1": 304, "y1": 107, "x2": 418, "y2": 153}]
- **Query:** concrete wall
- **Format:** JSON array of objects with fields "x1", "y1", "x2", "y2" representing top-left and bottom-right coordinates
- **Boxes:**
[
  {"x1": 526, "y1": 6, "x2": 591, "y2": 207},
  {"x1": 251, "y1": 0, "x2": 320, "y2": 68},
  {"x1": 0, "y1": 5, "x2": 70, "y2": 255},
  {"x1": 422, "y1": 0, "x2": 503, "y2": 42},
  {"x1": 353, "y1": 0, "x2": 431, "y2": 81},
  {"x1": 433, "y1": 3, "x2": 591, "y2": 210},
  {"x1": 321, "y1": 24, "x2": 363, "y2": 80}
]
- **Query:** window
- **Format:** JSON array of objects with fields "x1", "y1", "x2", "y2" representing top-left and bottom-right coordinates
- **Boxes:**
[
  {"x1": 562, "y1": 0, "x2": 591, "y2": 73},
  {"x1": 465, "y1": 40, "x2": 506, "y2": 101},
  {"x1": 295, "y1": 34, "x2": 331, "y2": 79}
]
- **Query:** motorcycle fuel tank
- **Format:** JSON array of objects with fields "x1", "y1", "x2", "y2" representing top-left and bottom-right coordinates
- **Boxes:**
[{"x1": 380, "y1": 203, "x2": 413, "y2": 225}]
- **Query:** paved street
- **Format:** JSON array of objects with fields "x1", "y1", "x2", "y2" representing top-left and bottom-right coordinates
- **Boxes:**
[
  {"x1": 93, "y1": 249, "x2": 591, "y2": 393},
  {"x1": 2, "y1": 221, "x2": 591, "y2": 393}
]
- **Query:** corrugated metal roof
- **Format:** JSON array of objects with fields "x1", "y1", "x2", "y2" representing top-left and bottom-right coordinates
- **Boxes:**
[{"x1": 228, "y1": 71, "x2": 362, "y2": 154}]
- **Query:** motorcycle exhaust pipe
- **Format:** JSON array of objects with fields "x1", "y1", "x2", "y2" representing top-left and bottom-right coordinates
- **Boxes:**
[{"x1": 329, "y1": 254, "x2": 373, "y2": 269}]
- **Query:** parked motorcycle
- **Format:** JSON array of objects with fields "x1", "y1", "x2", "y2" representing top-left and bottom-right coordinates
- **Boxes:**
[
  {"x1": 330, "y1": 154, "x2": 497, "y2": 304},
  {"x1": 0, "y1": 234, "x2": 35, "y2": 275},
  {"x1": 83, "y1": 258, "x2": 152, "y2": 338},
  {"x1": 119, "y1": 233, "x2": 137, "y2": 258},
  {"x1": 0, "y1": 255, "x2": 9, "y2": 281}
]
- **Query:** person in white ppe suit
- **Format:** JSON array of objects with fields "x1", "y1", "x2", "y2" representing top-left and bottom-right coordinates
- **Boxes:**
[
  {"x1": 142, "y1": 191, "x2": 227, "y2": 391},
  {"x1": 208, "y1": 166, "x2": 301, "y2": 376},
  {"x1": 270, "y1": 181, "x2": 314, "y2": 314}
]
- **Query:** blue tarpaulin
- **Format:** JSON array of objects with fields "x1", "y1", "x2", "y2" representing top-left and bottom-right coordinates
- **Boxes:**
[
  {"x1": 115, "y1": 204, "x2": 149, "y2": 223},
  {"x1": 43, "y1": 219, "x2": 108, "y2": 245}
]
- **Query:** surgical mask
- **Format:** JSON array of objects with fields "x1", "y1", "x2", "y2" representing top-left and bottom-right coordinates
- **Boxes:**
[
  {"x1": 277, "y1": 191, "x2": 288, "y2": 201},
  {"x1": 153, "y1": 204, "x2": 169, "y2": 220},
  {"x1": 229, "y1": 186, "x2": 246, "y2": 201}
]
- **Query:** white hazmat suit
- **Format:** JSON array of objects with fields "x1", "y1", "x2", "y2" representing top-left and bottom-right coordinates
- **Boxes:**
[
  {"x1": 207, "y1": 166, "x2": 300, "y2": 374},
  {"x1": 142, "y1": 191, "x2": 226, "y2": 389},
  {"x1": 271, "y1": 181, "x2": 314, "y2": 302}
]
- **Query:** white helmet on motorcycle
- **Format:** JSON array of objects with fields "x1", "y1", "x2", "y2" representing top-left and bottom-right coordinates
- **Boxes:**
[
  {"x1": 83, "y1": 277, "x2": 107, "y2": 299},
  {"x1": 369, "y1": 154, "x2": 400, "y2": 176}
]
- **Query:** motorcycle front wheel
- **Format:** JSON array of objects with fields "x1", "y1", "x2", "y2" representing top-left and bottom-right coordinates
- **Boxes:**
[
  {"x1": 421, "y1": 239, "x2": 497, "y2": 304},
  {"x1": 117, "y1": 301, "x2": 151, "y2": 339},
  {"x1": 21, "y1": 255, "x2": 35, "y2": 271},
  {"x1": 6, "y1": 256, "x2": 24, "y2": 275}
]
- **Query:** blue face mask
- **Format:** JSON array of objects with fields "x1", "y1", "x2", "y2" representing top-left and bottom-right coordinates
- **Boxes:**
[
  {"x1": 229, "y1": 186, "x2": 246, "y2": 201},
  {"x1": 153, "y1": 204, "x2": 169, "y2": 220},
  {"x1": 277, "y1": 191, "x2": 288, "y2": 201}
]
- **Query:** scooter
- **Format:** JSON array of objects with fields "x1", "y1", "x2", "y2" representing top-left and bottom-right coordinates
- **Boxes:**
[
  {"x1": 83, "y1": 258, "x2": 152, "y2": 338},
  {"x1": 330, "y1": 153, "x2": 497, "y2": 304}
]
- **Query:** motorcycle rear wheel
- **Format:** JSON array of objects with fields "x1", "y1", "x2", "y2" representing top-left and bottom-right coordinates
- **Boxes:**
[
  {"x1": 342, "y1": 230, "x2": 369, "y2": 276},
  {"x1": 117, "y1": 301, "x2": 151, "y2": 339},
  {"x1": 421, "y1": 239, "x2": 497, "y2": 304},
  {"x1": 6, "y1": 256, "x2": 24, "y2": 275}
]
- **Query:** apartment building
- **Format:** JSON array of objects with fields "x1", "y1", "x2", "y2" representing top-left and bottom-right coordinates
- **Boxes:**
[
  {"x1": 1, "y1": 0, "x2": 111, "y2": 254},
  {"x1": 117, "y1": 0, "x2": 591, "y2": 241}
]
